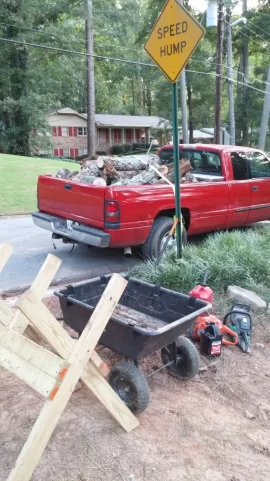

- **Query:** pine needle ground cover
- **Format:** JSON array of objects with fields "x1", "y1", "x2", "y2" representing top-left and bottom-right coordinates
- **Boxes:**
[
  {"x1": 131, "y1": 227, "x2": 270, "y2": 302},
  {"x1": 0, "y1": 154, "x2": 74, "y2": 216}
]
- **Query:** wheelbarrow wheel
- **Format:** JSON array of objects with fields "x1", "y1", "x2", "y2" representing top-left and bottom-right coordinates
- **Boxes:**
[
  {"x1": 108, "y1": 361, "x2": 149, "y2": 414},
  {"x1": 161, "y1": 336, "x2": 199, "y2": 380}
]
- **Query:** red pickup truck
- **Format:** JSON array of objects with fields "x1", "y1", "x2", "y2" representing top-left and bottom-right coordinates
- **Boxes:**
[{"x1": 33, "y1": 144, "x2": 270, "y2": 259}]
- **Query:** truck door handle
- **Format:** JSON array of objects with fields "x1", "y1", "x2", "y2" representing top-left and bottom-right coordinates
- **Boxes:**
[
  {"x1": 252, "y1": 185, "x2": 258, "y2": 191},
  {"x1": 64, "y1": 184, "x2": 72, "y2": 190}
]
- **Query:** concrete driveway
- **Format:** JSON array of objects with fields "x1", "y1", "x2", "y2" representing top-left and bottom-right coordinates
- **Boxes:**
[{"x1": 0, "y1": 216, "x2": 139, "y2": 293}]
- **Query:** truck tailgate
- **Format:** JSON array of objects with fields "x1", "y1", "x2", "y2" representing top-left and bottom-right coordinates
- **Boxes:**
[{"x1": 38, "y1": 176, "x2": 106, "y2": 228}]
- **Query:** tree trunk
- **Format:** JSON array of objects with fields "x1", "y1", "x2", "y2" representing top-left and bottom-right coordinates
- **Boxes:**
[
  {"x1": 242, "y1": 0, "x2": 249, "y2": 146},
  {"x1": 97, "y1": 155, "x2": 159, "y2": 171},
  {"x1": 146, "y1": 85, "x2": 152, "y2": 116},
  {"x1": 85, "y1": 0, "x2": 96, "y2": 157},
  {"x1": 113, "y1": 169, "x2": 157, "y2": 186},
  {"x1": 187, "y1": 85, "x2": 194, "y2": 143}
]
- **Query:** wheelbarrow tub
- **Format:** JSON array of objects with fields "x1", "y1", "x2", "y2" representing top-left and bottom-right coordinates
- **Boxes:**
[{"x1": 55, "y1": 275, "x2": 211, "y2": 361}]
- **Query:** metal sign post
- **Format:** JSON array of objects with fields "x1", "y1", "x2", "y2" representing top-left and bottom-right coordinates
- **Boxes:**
[
  {"x1": 144, "y1": 0, "x2": 205, "y2": 258},
  {"x1": 171, "y1": 83, "x2": 181, "y2": 257}
]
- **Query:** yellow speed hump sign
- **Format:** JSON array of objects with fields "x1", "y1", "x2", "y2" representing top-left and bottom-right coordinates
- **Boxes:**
[{"x1": 144, "y1": 0, "x2": 205, "y2": 83}]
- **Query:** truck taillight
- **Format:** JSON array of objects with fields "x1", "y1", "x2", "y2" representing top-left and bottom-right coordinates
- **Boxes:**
[
  {"x1": 105, "y1": 200, "x2": 120, "y2": 228},
  {"x1": 37, "y1": 184, "x2": 40, "y2": 210}
]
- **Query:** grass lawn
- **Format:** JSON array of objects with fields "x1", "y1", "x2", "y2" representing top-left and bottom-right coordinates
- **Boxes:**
[{"x1": 0, "y1": 154, "x2": 75, "y2": 216}]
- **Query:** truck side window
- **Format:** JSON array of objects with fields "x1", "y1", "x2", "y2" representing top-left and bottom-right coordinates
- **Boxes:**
[
  {"x1": 231, "y1": 153, "x2": 249, "y2": 180},
  {"x1": 247, "y1": 152, "x2": 270, "y2": 178}
]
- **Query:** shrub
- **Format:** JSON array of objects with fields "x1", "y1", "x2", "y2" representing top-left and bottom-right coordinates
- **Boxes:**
[
  {"x1": 110, "y1": 144, "x2": 124, "y2": 155},
  {"x1": 131, "y1": 227, "x2": 270, "y2": 302}
]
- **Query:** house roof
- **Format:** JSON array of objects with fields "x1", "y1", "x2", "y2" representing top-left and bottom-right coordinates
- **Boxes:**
[
  {"x1": 179, "y1": 129, "x2": 213, "y2": 139},
  {"x1": 94, "y1": 114, "x2": 169, "y2": 128},
  {"x1": 54, "y1": 108, "x2": 169, "y2": 128}
]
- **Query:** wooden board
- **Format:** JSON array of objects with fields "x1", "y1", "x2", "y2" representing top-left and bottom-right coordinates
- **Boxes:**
[
  {"x1": 0, "y1": 252, "x2": 108, "y2": 377},
  {"x1": 17, "y1": 286, "x2": 140, "y2": 433},
  {"x1": 113, "y1": 304, "x2": 167, "y2": 331},
  {"x1": 0, "y1": 345, "x2": 62, "y2": 398},
  {"x1": 7, "y1": 273, "x2": 134, "y2": 481},
  {"x1": 0, "y1": 243, "x2": 13, "y2": 272},
  {"x1": 0, "y1": 324, "x2": 70, "y2": 379}
]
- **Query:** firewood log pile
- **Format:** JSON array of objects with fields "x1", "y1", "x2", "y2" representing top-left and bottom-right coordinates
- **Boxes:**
[{"x1": 54, "y1": 154, "x2": 193, "y2": 186}]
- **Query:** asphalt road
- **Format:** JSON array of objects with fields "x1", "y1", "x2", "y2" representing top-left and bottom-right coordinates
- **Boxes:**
[{"x1": 0, "y1": 215, "x2": 138, "y2": 293}]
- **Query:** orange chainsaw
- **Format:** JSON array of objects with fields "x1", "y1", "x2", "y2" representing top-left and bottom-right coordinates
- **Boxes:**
[{"x1": 190, "y1": 314, "x2": 238, "y2": 346}]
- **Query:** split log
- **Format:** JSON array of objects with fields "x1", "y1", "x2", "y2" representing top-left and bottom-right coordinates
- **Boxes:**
[
  {"x1": 93, "y1": 178, "x2": 107, "y2": 186},
  {"x1": 112, "y1": 169, "x2": 157, "y2": 186},
  {"x1": 72, "y1": 174, "x2": 98, "y2": 184},
  {"x1": 157, "y1": 165, "x2": 168, "y2": 177},
  {"x1": 55, "y1": 168, "x2": 72, "y2": 179},
  {"x1": 81, "y1": 162, "x2": 100, "y2": 176},
  {"x1": 97, "y1": 154, "x2": 160, "y2": 171}
]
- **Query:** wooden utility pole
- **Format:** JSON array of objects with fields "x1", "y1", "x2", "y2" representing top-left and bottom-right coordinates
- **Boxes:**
[
  {"x1": 258, "y1": 65, "x2": 270, "y2": 151},
  {"x1": 179, "y1": 0, "x2": 188, "y2": 143},
  {"x1": 242, "y1": 0, "x2": 249, "y2": 146},
  {"x1": 214, "y1": 0, "x2": 224, "y2": 144},
  {"x1": 85, "y1": 0, "x2": 96, "y2": 157},
  {"x1": 226, "y1": 8, "x2": 235, "y2": 145}
]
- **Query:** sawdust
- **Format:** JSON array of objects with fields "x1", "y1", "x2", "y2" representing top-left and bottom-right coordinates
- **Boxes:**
[{"x1": 0, "y1": 296, "x2": 270, "y2": 481}]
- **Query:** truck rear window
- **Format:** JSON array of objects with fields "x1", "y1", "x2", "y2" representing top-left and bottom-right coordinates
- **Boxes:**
[{"x1": 159, "y1": 148, "x2": 222, "y2": 175}]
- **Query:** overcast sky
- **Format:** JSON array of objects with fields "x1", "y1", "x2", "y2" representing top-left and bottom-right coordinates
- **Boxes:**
[{"x1": 190, "y1": 0, "x2": 258, "y2": 14}]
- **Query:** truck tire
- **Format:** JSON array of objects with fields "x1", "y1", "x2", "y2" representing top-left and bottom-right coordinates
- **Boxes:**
[
  {"x1": 142, "y1": 216, "x2": 187, "y2": 260},
  {"x1": 161, "y1": 336, "x2": 199, "y2": 380},
  {"x1": 108, "y1": 361, "x2": 150, "y2": 414}
]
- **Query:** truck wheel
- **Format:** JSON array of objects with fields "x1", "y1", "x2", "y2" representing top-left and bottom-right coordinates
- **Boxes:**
[
  {"x1": 108, "y1": 361, "x2": 150, "y2": 414},
  {"x1": 161, "y1": 336, "x2": 199, "y2": 380},
  {"x1": 142, "y1": 216, "x2": 187, "y2": 260}
]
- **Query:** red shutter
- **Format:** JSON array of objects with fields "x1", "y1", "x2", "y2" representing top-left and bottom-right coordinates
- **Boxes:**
[
  {"x1": 105, "y1": 129, "x2": 109, "y2": 143},
  {"x1": 59, "y1": 149, "x2": 64, "y2": 156},
  {"x1": 70, "y1": 148, "x2": 75, "y2": 158},
  {"x1": 126, "y1": 129, "x2": 132, "y2": 143},
  {"x1": 54, "y1": 149, "x2": 59, "y2": 156},
  {"x1": 136, "y1": 129, "x2": 141, "y2": 142},
  {"x1": 75, "y1": 148, "x2": 79, "y2": 157},
  {"x1": 68, "y1": 127, "x2": 73, "y2": 136},
  {"x1": 58, "y1": 127, "x2": 62, "y2": 136},
  {"x1": 73, "y1": 127, "x2": 78, "y2": 137},
  {"x1": 52, "y1": 127, "x2": 57, "y2": 136},
  {"x1": 114, "y1": 129, "x2": 121, "y2": 143}
]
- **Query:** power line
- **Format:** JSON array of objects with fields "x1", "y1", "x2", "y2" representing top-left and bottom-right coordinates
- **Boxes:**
[
  {"x1": 244, "y1": 24, "x2": 269, "y2": 42},
  {"x1": 0, "y1": 36, "x2": 269, "y2": 96},
  {"x1": 249, "y1": 21, "x2": 270, "y2": 38}
]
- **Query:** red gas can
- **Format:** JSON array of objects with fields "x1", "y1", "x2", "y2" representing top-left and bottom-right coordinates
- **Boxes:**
[{"x1": 189, "y1": 273, "x2": 213, "y2": 313}]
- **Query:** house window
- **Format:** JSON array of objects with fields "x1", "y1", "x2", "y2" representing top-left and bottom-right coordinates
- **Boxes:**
[
  {"x1": 63, "y1": 149, "x2": 69, "y2": 157},
  {"x1": 84, "y1": 149, "x2": 88, "y2": 155},
  {"x1": 78, "y1": 127, "x2": 87, "y2": 136},
  {"x1": 78, "y1": 149, "x2": 85, "y2": 155},
  {"x1": 62, "y1": 127, "x2": 69, "y2": 136}
]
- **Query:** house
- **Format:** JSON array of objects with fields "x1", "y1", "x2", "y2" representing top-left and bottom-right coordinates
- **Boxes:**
[{"x1": 44, "y1": 108, "x2": 170, "y2": 157}]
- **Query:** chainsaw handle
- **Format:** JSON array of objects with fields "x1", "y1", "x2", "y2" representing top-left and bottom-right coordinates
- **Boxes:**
[
  {"x1": 222, "y1": 325, "x2": 238, "y2": 346},
  {"x1": 223, "y1": 310, "x2": 253, "y2": 329}
]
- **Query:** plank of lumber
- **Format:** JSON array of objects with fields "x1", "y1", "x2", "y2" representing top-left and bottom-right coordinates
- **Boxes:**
[
  {"x1": 0, "y1": 324, "x2": 70, "y2": 380},
  {"x1": 0, "y1": 298, "x2": 14, "y2": 327},
  {"x1": 0, "y1": 243, "x2": 13, "y2": 272},
  {"x1": 7, "y1": 273, "x2": 134, "y2": 481},
  {"x1": 0, "y1": 253, "x2": 108, "y2": 377},
  {"x1": 0, "y1": 345, "x2": 62, "y2": 398},
  {"x1": 9, "y1": 254, "x2": 62, "y2": 335},
  {"x1": 17, "y1": 285, "x2": 139, "y2": 433}
]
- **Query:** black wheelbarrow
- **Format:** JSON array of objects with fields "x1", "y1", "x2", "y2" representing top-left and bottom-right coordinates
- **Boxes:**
[{"x1": 55, "y1": 275, "x2": 211, "y2": 414}]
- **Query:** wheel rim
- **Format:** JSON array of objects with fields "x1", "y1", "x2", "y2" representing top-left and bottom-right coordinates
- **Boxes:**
[
  {"x1": 115, "y1": 376, "x2": 135, "y2": 404},
  {"x1": 160, "y1": 232, "x2": 177, "y2": 252}
]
